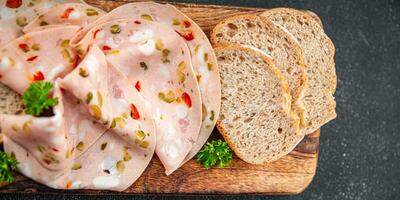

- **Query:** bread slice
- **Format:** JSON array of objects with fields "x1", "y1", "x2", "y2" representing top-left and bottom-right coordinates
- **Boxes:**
[
  {"x1": 214, "y1": 45, "x2": 303, "y2": 164},
  {"x1": 211, "y1": 14, "x2": 307, "y2": 128},
  {"x1": 0, "y1": 83, "x2": 23, "y2": 115},
  {"x1": 262, "y1": 8, "x2": 337, "y2": 134},
  {"x1": 0, "y1": 83, "x2": 24, "y2": 144},
  {"x1": 302, "y1": 10, "x2": 323, "y2": 27}
]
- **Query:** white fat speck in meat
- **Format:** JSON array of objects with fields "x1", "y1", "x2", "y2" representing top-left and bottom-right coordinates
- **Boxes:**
[
  {"x1": 129, "y1": 29, "x2": 154, "y2": 43},
  {"x1": 70, "y1": 181, "x2": 82, "y2": 189},
  {"x1": 77, "y1": 119, "x2": 91, "y2": 140},
  {"x1": 52, "y1": 134, "x2": 65, "y2": 146},
  {"x1": 196, "y1": 46, "x2": 206, "y2": 65},
  {"x1": 92, "y1": 175, "x2": 120, "y2": 189},
  {"x1": 47, "y1": 63, "x2": 66, "y2": 80},
  {"x1": 159, "y1": 63, "x2": 170, "y2": 79},
  {"x1": 113, "y1": 98, "x2": 128, "y2": 114},
  {"x1": 101, "y1": 157, "x2": 118, "y2": 175},
  {"x1": 68, "y1": 10, "x2": 81, "y2": 20},
  {"x1": 104, "y1": 37, "x2": 119, "y2": 48},
  {"x1": 96, "y1": 30, "x2": 105, "y2": 39},
  {"x1": 138, "y1": 39, "x2": 155, "y2": 56},
  {"x1": 0, "y1": 56, "x2": 12, "y2": 70},
  {"x1": 198, "y1": 64, "x2": 209, "y2": 92},
  {"x1": 175, "y1": 105, "x2": 188, "y2": 119}
]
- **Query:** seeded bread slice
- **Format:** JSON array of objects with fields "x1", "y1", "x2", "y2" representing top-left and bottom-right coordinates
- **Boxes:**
[
  {"x1": 215, "y1": 45, "x2": 303, "y2": 164},
  {"x1": 211, "y1": 14, "x2": 307, "y2": 128},
  {"x1": 262, "y1": 8, "x2": 337, "y2": 134},
  {"x1": 0, "y1": 83, "x2": 24, "y2": 144}
]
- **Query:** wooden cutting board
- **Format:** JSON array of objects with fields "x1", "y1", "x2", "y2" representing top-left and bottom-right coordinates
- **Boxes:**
[{"x1": 0, "y1": 0, "x2": 320, "y2": 195}]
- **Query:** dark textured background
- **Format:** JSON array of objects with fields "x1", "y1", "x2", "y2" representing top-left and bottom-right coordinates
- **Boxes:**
[{"x1": 1, "y1": 0, "x2": 400, "y2": 199}]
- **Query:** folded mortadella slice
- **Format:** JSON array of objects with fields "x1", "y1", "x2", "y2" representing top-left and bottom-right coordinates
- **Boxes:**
[
  {"x1": 75, "y1": 19, "x2": 202, "y2": 174},
  {"x1": 57, "y1": 45, "x2": 156, "y2": 190},
  {"x1": 0, "y1": 82, "x2": 75, "y2": 171},
  {"x1": 71, "y1": 2, "x2": 221, "y2": 165},
  {"x1": 0, "y1": 25, "x2": 80, "y2": 94},
  {"x1": 24, "y1": 3, "x2": 106, "y2": 33},
  {"x1": 0, "y1": 0, "x2": 83, "y2": 46}
]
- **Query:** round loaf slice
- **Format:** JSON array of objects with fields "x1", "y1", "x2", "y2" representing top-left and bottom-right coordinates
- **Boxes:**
[
  {"x1": 261, "y1": 8, "x2": 337, "y2": 134},
  {"x1": 215, "y1": 45, "x2": 303, "y2": 164},
  {"x1": 211, "y1": 14, "x2": 307, "y2": 128}
]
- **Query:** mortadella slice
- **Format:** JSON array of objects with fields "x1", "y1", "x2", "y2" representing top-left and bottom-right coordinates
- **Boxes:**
[
  {"x1": 24, "y1": 3, "x2": 106, "y2": 33},
  {"x1": 0, "y1": 82, "x2": 75, "y2": 171},
  {"x1": 75, "y1": 19, "x2": 202, "y2": 174},
  {"x1": 71, "y1": 2, "x2": 221, "y2": 165},
  {"x1": 0, "y1": 25, "x2": 80, "y2": 94},
  {"x1": 0, "y1": 0, "x2": 83, "y2": 46}
]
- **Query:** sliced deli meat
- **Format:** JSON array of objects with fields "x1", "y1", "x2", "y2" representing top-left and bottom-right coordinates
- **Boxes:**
[
  {"x1": 71, "y1": 2, "x2": 221, "y2": 166},
  {"x1": 0, "y1": 0, "x2": 83, "y2": 46},
  {"x1": 0, "y1": 25, "x2": 80, "y2": 94},
  {"x1": 75, "y1": 19, "x2": 202, "y2": 174},
  {"x1": 24, "y1": 3, "x2": 106, "y2": 32},
  {"x1": 1, "y1": 45, "x2": 156, "y2": 191}
]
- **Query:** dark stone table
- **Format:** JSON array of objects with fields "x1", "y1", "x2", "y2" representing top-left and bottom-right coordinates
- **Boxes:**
[{"x1": 1, "y1": 0, "x2": 399, "y2": 199}]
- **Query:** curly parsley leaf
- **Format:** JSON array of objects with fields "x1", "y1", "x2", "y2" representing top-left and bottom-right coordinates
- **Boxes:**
[
  {"x1": 0, "y1": 151, "x2": 18, "y2": 183},
  {"x1": 22, "y1": 81, "x2": 58, "y2": 116},
  {"x1": 196, "y1": 139, "x2": 232, "y2": 169}
]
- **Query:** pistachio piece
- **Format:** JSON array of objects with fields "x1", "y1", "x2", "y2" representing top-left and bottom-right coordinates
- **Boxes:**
[
  {"x1": 100, "y1": 142, "x2": 107, "y2": 151},
  {"x1": 16, "y1": 16, "x2": 27, "y2": 27},
  {"x1": 178, "y1": 61, "x2": 186, "y2": 71},
  {"x1": 140, "y1": 62, "x2": 148, "y2": 70},
  {"x1": 79, "y1": 67, "x2": 89, "y2": 77},
  {"x1": 158, "y1": 91, "x2": 175, "y2": 103},
  {"x1": 86, "y1": 8, "x2": 99, "y2": 16},
  {"x1": 39, "y1": 21, "x2": 49, "y2": 26},
  {"x1": 207, "y1": 63, "x2": 213, "y2": 71},
  {"x1": 139, "y1": 141, "x2": 149, "y2": 149},
  {"x1": 71, "y1": 163, "x2": 82, "y2": 170},
  {"x1": 86, "y1": 92, "x2": 93, "y2": 104},
  {"x1": 76, "y1": 142, "x2": 84, "y2": 151},
  {"x1": 116, "y1": 160, "x2": 125, "y2": 172},
  {"x1": 136, "y1": 130, "x2": 146, "y2": 140},
  {"x1": 172, "y1": 18, "x2": 180, "y2": 25},
  {"x1": 202, "y1": 104, "x2": 207, "y2": 122},
  {"x1": 209, "y1": 110, "x2": 215, "y2": 121},
  {"x1": 140, "y1": 14, "x2": 153, "y2": 21},
  {"x1": 61, "y1": 40, "x2": 70, "y2": 48},
  {"x1": 31, "y1": 43, "x2": 40, "y2": 51},
  {"x1": 90, "y1": 105, "x2": 102, "y2": 120},
  {"x1": 155, "y1": 39, "x2": 164, "y2": 50},
  {"x1": 123, "y1": 151, "x2": 132, "y2": 161},
  {"x1": 177, "y1": 70, "x2": 186, "y2": 84},
  {"x1": 110, "y1": 24, "x2": 121, "y2": 34},
  {"x1": 97, "y1": 91, "x2": 103, "y2": 107}
]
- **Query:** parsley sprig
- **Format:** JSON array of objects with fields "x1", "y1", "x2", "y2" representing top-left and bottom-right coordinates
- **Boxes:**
[
  {"x1": 22, "y1": 81, "x2": 58, "y2": 116},
  {"x1": 196, "y1": 139, "x2": 232, "y2": 169},
  {"x1": 0, "y1": 151, "x2": 18, "y2": 183}
]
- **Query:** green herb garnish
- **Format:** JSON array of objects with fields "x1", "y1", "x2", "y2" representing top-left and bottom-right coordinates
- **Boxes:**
[
  {"x1": 22, "y1": 81, "x2": 58, "y2": 116},
  {"x1": 196, "y1": 139, "x2": 232, "y2": 169},
  {"x1": 0, "y1": 151, "x2": 18, "y2": 183}
]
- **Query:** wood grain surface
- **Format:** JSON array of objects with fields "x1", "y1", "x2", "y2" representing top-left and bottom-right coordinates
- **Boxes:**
[{"x1": 0, "y1": 0, "x2": 320, "y2": 195}]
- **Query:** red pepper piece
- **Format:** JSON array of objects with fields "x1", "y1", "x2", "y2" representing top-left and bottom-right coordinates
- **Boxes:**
[
  {"x1": 135, "y1": 81, "x2": 141, "y2": 92},
  {"x1": 60, "y1": 7, "x2": 75, "y2": 19},
  {"x1": 51, "y1": 147, "x2": 59, "y2": 152},
  {"x1": 93, "y1": 29, "x2": 101, "y2": 39},
  {"x1": 33, "y1": 71, "x2": 45, "y2": 81},
  {"x1": 181, "y1": 92, "x2": 192, "y2": 108},
  {"x1": 183, "y1": 20, "x2": 191, "y2": 28},
  {"x1": 102, "y1": 45, "x2": 111, "y2": 51},
  {"x1": 43, "y1": 159, "x2": 51, "y2": 165},
  {"x1": 18, "y1": 43, "x2": 29, "y2": 52},
  {"x1": 26, "y1": 55, "x2": 38, "y2": 61},
  {"x1": 175, "y1": 30, "x2": 194, "y2": 41},
  {"x1": 130, "y1": 103, "x2": 140, "y2": 120},
  {"x1": 5, "y1": 0, "x2": 22, "y2": 8},
  {"x1": 134, "y1": 20, "x2": 141, "y2": 24}
]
